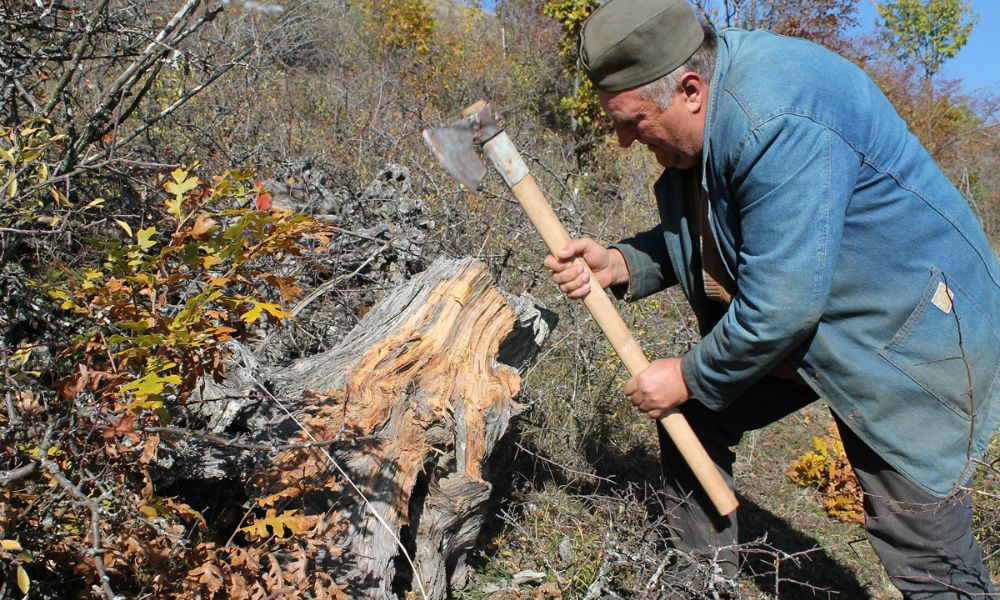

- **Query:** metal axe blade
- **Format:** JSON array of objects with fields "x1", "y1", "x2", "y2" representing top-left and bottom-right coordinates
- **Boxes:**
[{"x1": 422, "y1": 119, "x2": 487, "y2": 190}]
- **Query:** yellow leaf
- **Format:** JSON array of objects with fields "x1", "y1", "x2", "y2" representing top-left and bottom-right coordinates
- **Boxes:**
[
  {"x1": 16, "y1": 564, "x2": 29, "y2": 594},
  {"x1": 241, "y1": 508, "x2": 313, "y2": 539},
  {"x1": 240, "y1": 301, "x2": 290, "y2": 324},
  {"x1": 164, "y1": 168, "x2": 200, "y2": 199},
  {"x1": 1, "y1": 539, "x2": 21, "y2": 551},
  {"x1": 84, "y1": 197, "x2": 105, "y2": 210},
  {"x1": 256, "y1": 487, "x2": 302, "y2": 507},
  {"x1": 136, "y1": 226, "x2": 156, "y2": 251},
  {"x1": 115, "y1": 219, "x2": 133, "y2": 238},
  {"x1": 202, "y1": 254, "x2": 222, "y2": 269},
  {"x1": 165, "y1": 197, "x2": 183, "y2": 219},
  {"x1": 10, "y1": 347, "x2": 31, "y2": 367}
]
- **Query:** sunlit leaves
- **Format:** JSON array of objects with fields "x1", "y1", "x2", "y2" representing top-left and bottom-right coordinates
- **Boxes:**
[
  {"x1": 42, "y1": 168, "x2": 330, "y2": 423},
  {"x1": 360, "y1": 0, "x2": 435, "y2": 55},
  {"x1": 877, "y1": 0, "x2": 978, "y2": 80},
  {"x1": 542, "y1": 0, "x2": 606, "y2": 134},
  {"x1": 788, "y1": 426, "x2": 864, "y2": 522},
  {"x1": 0, "y1": 119, "x2": 65, "y2": 207}
]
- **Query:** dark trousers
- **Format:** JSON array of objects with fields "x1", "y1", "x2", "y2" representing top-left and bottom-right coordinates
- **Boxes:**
[{"x1": 659, "y1": 376, "x2": 997, "y2": 599}]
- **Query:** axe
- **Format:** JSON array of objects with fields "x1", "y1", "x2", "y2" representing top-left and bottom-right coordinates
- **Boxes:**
[{"x1": 423, "y1": 101, "x2": 738, "y2": 516}]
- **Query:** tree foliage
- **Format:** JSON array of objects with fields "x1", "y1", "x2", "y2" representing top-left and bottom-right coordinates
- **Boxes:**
[
  {"x1": 542, "y1": 0, "x2": 606, "y2": 134},
  {"x1": 695, "y1": 0, "x2": 859, "y2": 52},
  {"x1": 876, "y1": 0, "x2": 978, "y2": 81}
]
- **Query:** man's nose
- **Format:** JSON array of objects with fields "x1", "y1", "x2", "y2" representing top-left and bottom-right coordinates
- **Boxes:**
[{"x1": 615, "y1": 127, "x2": 635, "y2": 148}]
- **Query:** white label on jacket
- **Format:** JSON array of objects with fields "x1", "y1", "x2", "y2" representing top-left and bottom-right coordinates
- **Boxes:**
[{"x1": 932, "y1": 281, "x2": 955, "y2": 314}]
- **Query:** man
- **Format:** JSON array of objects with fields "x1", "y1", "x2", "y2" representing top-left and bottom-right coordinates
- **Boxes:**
[{"x1": 544, "y1": 0, "x2": 1000, "y2": 596}]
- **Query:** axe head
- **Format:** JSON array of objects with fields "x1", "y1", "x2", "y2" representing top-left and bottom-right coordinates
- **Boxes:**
[{"x1": 422, "y1": 101, "x2": 503, "y2": 190}]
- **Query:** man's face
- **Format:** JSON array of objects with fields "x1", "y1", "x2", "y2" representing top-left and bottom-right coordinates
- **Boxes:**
[{"x1": 597, "y1": 79, "x2": 706, "y2": 170}]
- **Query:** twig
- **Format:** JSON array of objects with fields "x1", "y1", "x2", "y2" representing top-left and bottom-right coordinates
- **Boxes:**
[
  {"x1": 253, "y1": 240, "x2": 391, "y2": 353},
  {"x1": 102, "y1": 44, "x2": 255, "y2": 159},
  {"x1": 0, "y1": 462, "x2": 37, "y2": 486},
  {"x1": 143, "y1": 425, "x2": 362, "y2": 451},
  {"x1": 38, "y1": 457, "x2": 116, "y2": 600},
  {"x1": 4, "y1": 390, "x2": 19, "y2": 427},
  {"x1": 513, "y1": 441, "x2": 615, "y2": 484},
  {"x1": 41, "y1": 0, "x2": 112, "y2": 116}
]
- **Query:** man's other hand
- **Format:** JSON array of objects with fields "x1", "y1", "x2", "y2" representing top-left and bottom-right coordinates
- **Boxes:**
[
  {"x1": 543, "y1": 238, "x2": 630, "y2": 299},
  {"x1": 624, "y1": 358, "x2": 691, "y2": 419}
]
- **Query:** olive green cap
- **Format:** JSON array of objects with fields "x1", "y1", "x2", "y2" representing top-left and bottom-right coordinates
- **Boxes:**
[{"x1": 579, "y1": 0, "x2": 704, "y2": 92}]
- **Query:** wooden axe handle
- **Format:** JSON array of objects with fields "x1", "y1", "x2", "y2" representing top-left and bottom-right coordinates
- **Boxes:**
[{"x1": 508, "y1": 172, "x2": 739, "y2": 517}]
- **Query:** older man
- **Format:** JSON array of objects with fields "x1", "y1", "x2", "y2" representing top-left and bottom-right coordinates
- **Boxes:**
[{"x1": 544, "y1": 0, "x2": 1000, "y2": 596}]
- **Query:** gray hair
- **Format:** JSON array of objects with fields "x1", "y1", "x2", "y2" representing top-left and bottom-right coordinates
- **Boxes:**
[{"x1": 637, "y1": 24, "x2": 717, "y2": 110}]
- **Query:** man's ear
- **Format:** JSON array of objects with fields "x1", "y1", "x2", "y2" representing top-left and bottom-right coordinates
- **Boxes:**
[{"x1": 678, "y1": 71, "x2": 705, "y2": 113}]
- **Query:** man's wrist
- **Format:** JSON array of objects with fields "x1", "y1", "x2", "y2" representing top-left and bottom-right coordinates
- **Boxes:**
[{"x1": 608, "y1": 247, "x2": 631, "y2": 287}]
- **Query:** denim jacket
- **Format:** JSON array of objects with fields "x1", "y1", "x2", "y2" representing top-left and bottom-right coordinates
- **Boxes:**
[{"x1": 613, "y1": 29, "x2": 1000, "y2": 497}]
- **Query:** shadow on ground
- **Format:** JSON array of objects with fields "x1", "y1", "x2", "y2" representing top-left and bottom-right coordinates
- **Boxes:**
[
  {"x1": 737, "y1": 495, "x2": 870, "y2": 599},
  {"x1": 591, "y1": 434, "x2": 872, "y2": 598}
]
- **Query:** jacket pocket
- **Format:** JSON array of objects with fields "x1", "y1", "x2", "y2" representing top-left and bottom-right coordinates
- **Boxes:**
[{"x1": 880, "y1": 267, "x2": 1000, "y2": 421}]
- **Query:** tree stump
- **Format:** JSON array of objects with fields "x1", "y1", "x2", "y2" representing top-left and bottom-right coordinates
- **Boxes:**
[{"x1": 162, "y1": 257, "x2": 553, "y2": 598}]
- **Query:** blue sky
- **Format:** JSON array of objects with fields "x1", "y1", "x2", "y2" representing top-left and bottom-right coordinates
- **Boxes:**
[{"x1": 853, "y1": 0, "x2": 999, "y2": 94}]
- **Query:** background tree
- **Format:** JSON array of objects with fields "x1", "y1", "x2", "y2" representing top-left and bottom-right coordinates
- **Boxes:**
[
  {"x1": 876, "y1": 0, "x2": 978, "y2": 81},
  {"x1": 693, "y1": 0, "x2": 859, "y2": 52}
]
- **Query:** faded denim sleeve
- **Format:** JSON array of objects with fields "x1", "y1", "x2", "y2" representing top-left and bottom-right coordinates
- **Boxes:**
[
  {"x1": 610, "y1": 225, "x2": 678, "y2": 300},
  {"x1": 681, "y1": 116, "x2": 860, "y2": 409}
]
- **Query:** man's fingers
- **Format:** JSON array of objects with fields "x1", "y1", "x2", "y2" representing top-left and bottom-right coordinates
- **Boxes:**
[
  {"x1": 566, "y1": 283, "x2": 590, "y2": 299},
  {"x1": 623, "y1": 376, "x2": 637, "y2": 397},
  {"x1": 551, "y1": 264, "x2": 586, "y2": 284},
  {"x1": 557, "y1": 237, "x2": 596, "y2": 260}
]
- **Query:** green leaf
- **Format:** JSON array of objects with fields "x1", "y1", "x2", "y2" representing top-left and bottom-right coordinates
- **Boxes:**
[
  {"x1": 121, "y1": 371, "x2": 181, "y2": 401},
  {"x1": 165, "y1": 197, "x2": 183, "y2": 219}
]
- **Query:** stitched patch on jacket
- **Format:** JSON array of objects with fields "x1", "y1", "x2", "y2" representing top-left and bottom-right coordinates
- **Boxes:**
[{"x1": 931, "y1": 281, "x2": 955, "y2": 314}]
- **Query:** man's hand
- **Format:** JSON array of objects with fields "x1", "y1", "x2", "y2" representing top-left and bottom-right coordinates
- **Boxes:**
[
  {"x1": 624, "y1": 358, "x2": 691, "y2": 419},
  {"x1": 543, "y1": 238, "x2": 630, "y2": 299}
]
